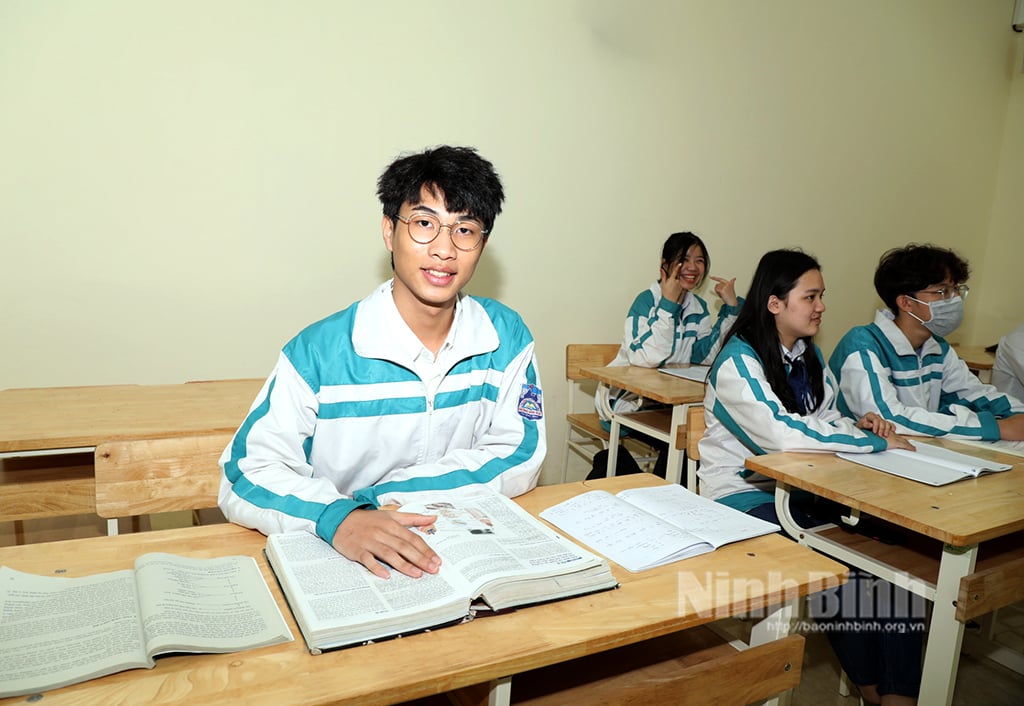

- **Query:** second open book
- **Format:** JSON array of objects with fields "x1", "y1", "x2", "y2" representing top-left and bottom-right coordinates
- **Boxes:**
[
  {"x1": 539, "y1": 484, "x2": 780, "y2": 573},
  {"x1": 836, "y1": 440, "x2": 1013, "y2": 486}
]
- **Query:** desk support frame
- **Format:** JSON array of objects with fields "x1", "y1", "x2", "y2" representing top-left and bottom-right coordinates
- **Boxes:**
[
  {"x1": 607, "y1": 403, "x2": 691, "y2": 487},
  {"x1": 486, "y1": 676, "x2": 512, "y2": 706},
  {"x1": 773, "y1": 481, "x2": 978, "y2": 706}
]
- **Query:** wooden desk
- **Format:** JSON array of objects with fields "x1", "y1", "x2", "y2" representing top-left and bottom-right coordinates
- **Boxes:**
[
  {"x1": 0, "y1": 475, "x2": 846, "y2": 706},
  {"x1": 579, "y1": 366, "x2": 705, "y2": 487},
  {"x1": 954, "y1": 344, "x2": 996, "y2": 383},
  {"x1": 0, "y1": 379, "x2": 264, "y2": 455},
  {"x1": 0, "y1": 379, "x2": 262, "y2": 537},
  {"x1": 745, "y1": 440, "x2": 1024, "y2": 706}
]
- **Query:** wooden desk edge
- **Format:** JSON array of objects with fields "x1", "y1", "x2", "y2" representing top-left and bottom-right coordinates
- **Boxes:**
[{"x1": 744, "y1": 451, "x2": 1024, "y2": 547}]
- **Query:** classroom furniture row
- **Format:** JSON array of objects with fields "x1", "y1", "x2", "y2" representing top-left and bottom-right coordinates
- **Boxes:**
[{"x1": 0, "y1": 473, "x2": 846, "y2": 706}]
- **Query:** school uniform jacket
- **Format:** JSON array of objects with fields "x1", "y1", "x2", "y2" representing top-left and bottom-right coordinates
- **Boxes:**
[
  {"x1": 699, "y1": 336, "x2": 885, "y2": 510},
  {"x1": 219, "y1": 281, "x2": 546, "y2": 545},
  {"x1": 829, "y1": 310, "x2": 1024, "y2": 440},
  {"x1": 595, "y1": 283, "x2": 741, "y2": 420}
]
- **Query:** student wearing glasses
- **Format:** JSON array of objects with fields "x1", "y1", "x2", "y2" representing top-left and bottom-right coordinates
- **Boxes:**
[
  {"x1": 219, "y1": 146, "x2": 545, "y2": 579},
  {"x1": 830, "y1": 243, "x2": 1024, "y2": 441}
]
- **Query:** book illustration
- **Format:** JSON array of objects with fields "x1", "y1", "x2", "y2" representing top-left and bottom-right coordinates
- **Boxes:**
[
  {"x1": 836, "y1": 440, "x2": 1013, "y2": 487},
  {"x1": 539, "y1": 484, "x2": 779, "y2": 573}
]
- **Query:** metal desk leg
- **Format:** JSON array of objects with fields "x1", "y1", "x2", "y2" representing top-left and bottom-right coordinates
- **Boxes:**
[
  {"x1": 919, "y1": 543, "x2": 978, "y2": 706},
  {"x1": 486, "y1": 675, "x2": 512, "y2": 706},
  {"x1": 606, "y1": 417, "x2": 622, "y2": 478},
  {"x1": 665, "y1": 403, "x2": 687, "y2": 486},
  {"x1": 773, "y1": 483, "x2": 803, "y2": 540}
]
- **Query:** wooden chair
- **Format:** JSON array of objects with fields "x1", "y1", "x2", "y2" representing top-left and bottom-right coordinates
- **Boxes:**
[
  {"x1": 685, "y1": 405, "x2": 705, "y2": 494},
  {"x1": 562, "y1": 344, "x2": 627, "y2": 481},
  {"x1": 94, "y1": 432, "x2": 232, "y2": 536}
]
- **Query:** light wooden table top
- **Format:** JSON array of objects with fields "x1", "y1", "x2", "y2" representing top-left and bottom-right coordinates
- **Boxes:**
[
  {"x1": 0, "y1": 474, "x2": 845, "y2": 706},
  {"x1": 0, "y1": 379, "x2": 263, "y2": 453},
  {"x1": 580, "y1": 366, "x2": 705, "y2": 405},
  {"x1": 744, "y1": 439, "x2": 1024, "y2": 546},
  {"x1": 953, "y1": 344, "x2": 995, "y2": 371}
]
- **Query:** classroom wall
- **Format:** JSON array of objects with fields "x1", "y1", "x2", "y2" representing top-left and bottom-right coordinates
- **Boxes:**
[
  {"x1": 2, "y1": 1, "x2": 1021, "y2": 484},
  {"x1": 964, "y1": 29, "x2": 1024, "y2": 347}
]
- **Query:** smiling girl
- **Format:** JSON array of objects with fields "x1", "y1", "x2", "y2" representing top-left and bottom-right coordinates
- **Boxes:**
[{"x1": 595, "y1": 231, "x2": 741, "y2": 424}]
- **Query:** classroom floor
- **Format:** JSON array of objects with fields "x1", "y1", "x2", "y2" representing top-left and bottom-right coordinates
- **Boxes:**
[
  {"x1": 5, "y1": 514, "x2": 1022, "y2": 705},
  {"x1": 792, "y1": 630, "x2": 1024, "y2": 706}
]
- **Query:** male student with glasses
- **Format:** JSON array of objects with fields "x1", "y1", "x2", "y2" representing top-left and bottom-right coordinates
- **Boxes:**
[
  {"x1": 219, "y1": 145, "x2": 546, "y2": 580},
  {"x1": 829, "y1": 243, "x2": 1024, "y2": 441}
]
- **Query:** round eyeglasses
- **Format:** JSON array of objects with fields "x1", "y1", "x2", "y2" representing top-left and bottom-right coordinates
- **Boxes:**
[
  {"x1": 916, "y1": 284, "x2": 970, "y2": 300},
  {"x1": 395, "y1": 213, "x2": 488, "y2": 252}
]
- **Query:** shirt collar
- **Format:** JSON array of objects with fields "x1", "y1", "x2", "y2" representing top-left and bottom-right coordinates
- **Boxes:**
[{"x1": 781, "y1": 338, "x2": 808, "y2": 361}]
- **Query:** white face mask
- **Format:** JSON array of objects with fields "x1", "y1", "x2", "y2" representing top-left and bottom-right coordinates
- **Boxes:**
[{"x1": 907, "y1": 295, "x2": 964, "y2": 338}]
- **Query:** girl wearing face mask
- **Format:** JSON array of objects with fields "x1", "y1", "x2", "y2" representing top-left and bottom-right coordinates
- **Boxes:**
[
  {"x1": 595, "y1": 231, "x2": 742, "y2": 425},
  {"x1": 830, "y1": 243, "x2": 1024, "y2": 442}
]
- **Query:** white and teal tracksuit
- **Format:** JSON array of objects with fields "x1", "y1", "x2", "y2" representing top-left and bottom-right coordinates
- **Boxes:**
[
  {"x1": 829, "y1": 310, "x2": 1024, "y2": 440},
  {"x1": 595, "y1": 283, "x2": 741, "y2": 421},
  {"x1": 219, "y1": 281, "x2": 546, "y2": 545},
  {"x1": 699, "y1": 336, "x2": 885, "y2": 511}
]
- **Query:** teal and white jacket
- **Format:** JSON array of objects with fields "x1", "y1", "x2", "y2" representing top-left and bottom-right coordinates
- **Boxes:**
[
  {"x1": 219, "y1": 281, "x2": 546, "y2": 544},
  {"x1": 829, "y1": 310, "x2": 1024, "y2": 440},
  {"x1": 595, "y1": 284, "x2": 741, "y2": 421},
  {"x1": 699, "y1": 336, "x2": 885, "y2": 511}
]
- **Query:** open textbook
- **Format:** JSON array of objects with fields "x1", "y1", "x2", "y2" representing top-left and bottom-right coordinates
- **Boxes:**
[
  {"x1": 941, "y1": 437, "x2": 1024, "y2": 459},
  {"x1": 837, "y1": 440, "x2": 1014, "y2": 486},
  {"x1": 538, "y1": 484, "x2": 779, "y2": 573},
  {"x1": 0, "y1": 554, "x2": 293, "y2": 699},
  {"x1": 657, "y1": 365, "x2": 711, "y2": 383},
  {"x1": 265, "y1": 491, "x2": 617, "y2": 653}
]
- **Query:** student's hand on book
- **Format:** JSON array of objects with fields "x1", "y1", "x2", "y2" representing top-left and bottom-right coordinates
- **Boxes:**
[
  {"x1": 332, "y1": 509, "x2": 442, "y2": 580},
  {"x1": 884, "y1": 434, "x2": 915, "y2": 451},
  {"x1": 997, "y1": 414, "x2": 1024, "y2": 441},
  {"x1": 709, "y1": 276, "x2": 738, "y2": 307},
  {"x1": 855, "y1": 412, "x2": 896, "y2": 438}
]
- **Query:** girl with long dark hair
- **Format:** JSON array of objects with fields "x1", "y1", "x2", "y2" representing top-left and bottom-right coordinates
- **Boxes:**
[{"x1": 701, "y1": 248, "x2": 921, "y2": 706}]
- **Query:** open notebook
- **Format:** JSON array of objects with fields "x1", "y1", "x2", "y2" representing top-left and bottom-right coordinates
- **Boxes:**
[
  {"x1": 837, "y1": 440, "x2": 1013, "y2": 486},
  {"x1": 657, "y1": 365, "x2": 710, "y2": 383}
]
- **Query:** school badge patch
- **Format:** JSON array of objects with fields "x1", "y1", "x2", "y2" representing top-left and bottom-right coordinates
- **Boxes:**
[{"x1": 517, "y1": 383, "x2": 543, "y2": 420}]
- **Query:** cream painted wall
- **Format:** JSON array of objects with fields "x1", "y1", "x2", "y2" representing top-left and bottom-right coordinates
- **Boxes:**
[
  {"x1": 1, "y1": 1, "x2": 1020, "y2": 484},
  {"x1": 966, "y1": 29, "x2": 1024, "y2": 346}
]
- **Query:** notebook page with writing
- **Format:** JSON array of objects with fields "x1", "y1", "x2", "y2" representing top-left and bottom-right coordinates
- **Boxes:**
[{"x1": 539, "y1": 490, "x2": 712, "y2": 572}]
